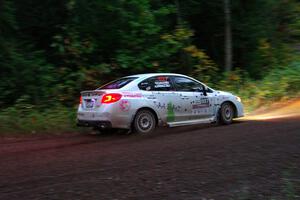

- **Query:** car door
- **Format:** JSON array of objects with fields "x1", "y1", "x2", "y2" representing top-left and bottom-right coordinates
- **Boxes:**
[
  {"x1": 138, "y1": 76, "x2": 179, "y2": 123},
  {"x1": 192, "y1": 87, "x2": 216, "y2": 119},
  {"x1": 171, "y1": 76, "x2": 215, "y2": 121}
]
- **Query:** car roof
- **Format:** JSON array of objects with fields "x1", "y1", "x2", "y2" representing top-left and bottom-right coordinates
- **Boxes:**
[
  {"x1": 125, "y1": 73, "x2": 189, "y2": 79},
  {"x1": 99, "y1": 73, "x2": 213, "y2": 91}
]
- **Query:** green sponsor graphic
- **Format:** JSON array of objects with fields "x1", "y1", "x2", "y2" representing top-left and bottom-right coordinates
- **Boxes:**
[{"x1": 167, "y1": 102, "x2": 175, "y2": 122}]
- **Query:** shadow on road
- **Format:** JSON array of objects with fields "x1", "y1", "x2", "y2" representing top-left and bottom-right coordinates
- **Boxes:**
[{"x1": 84, "y1": 119, "x2": 247, "y2": 140}]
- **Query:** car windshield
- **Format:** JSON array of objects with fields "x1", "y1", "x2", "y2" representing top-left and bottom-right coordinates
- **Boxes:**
[{"x1": 98, "y1": 77, "x2": 137, "y2": 89}]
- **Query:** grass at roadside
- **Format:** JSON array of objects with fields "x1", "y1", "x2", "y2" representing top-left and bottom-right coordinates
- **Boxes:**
[{"x1": 0, "y1": 105, "x2": 80, "y2": 135}]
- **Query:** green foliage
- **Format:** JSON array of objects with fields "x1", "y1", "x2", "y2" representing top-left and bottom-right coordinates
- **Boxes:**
[
  {"x1": 0, "y1": 46, "x2": 56, "y2": 106},
  {"x1": 0, "y1": 0, "x2": 16, "y2": 33},
  {"x1": 216, "y1": 61, "x2": 300, "y2": 111},
  {"x1": 0, "y1": 103, "x2": 78, "y2": 134},
  {"x1": 0, "y1": 0, "x2": 299, "y2": 133}
]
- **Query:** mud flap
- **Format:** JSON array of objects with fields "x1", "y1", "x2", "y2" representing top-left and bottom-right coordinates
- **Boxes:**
[{"x1": 213, "y1": 105, "x2": 221, "y2": 124}]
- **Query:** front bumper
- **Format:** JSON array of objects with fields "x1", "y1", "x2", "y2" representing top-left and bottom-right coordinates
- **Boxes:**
[{"x1": 235, "y1": 101, "x2": 244, "y2": 118}]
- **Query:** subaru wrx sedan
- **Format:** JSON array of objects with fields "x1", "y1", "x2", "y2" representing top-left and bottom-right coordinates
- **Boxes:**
[{"x1": 77, "y1": 73, "x2": 244, "y2": 134}]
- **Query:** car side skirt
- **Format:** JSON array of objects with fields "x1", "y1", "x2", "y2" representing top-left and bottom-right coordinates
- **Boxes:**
[{"x1": 167, "y1": 116, "x2": 216, "y2": 127}]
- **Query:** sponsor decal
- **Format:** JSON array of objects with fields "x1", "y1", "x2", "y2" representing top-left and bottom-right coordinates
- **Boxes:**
[
  {"x1": 154, "y1": 102, "x2": 166, "y2": 109},
  {"x1": 166, "y1": 102, "x2": 181, "y2": 122},
  {"x1": 192, "y1": 104, "x2": 208, "y2": 109},
  {"x1": 154, "y1": 76, "x2": 171, "y2": 88},
  {"x1": 157, "y1": 76, "x2": 168, "y2": 81},
  {"x1": 154, "y1": 81, "x2": 171, "y2": 88},
  {"x1": 119, "y1": 100, "x2": 130, "y2": 111},
  {"x1": 122, "y1": 92, "x2": 142, "y2": 98},
  {"x1": 167, "y1": 102, "x2": 175, "y2": 122},
  {"x1": 191, "y1": 98, "x2": 210, "y2": 114}
]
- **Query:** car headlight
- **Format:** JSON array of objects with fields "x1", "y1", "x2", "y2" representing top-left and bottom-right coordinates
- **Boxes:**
[{"x1": 236, "y1": 96, "x2": 241, "y2": 102}]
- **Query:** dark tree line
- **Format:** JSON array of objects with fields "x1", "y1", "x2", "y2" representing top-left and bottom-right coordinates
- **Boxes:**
[{"x1": 0, "y1": 0, "x2": 299, "y2": 107}]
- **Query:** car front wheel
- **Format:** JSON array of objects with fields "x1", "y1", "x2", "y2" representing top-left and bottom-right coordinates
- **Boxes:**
[
  {"x1": 219, "y1": 102, "x2": 234, "y2": 125},
  {"x1": 133, "y1": 110, "x2": 156, "y2": 134}
]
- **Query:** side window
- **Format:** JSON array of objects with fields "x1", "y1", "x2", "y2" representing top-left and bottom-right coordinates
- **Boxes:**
[
  {"x1": 172, "y1": 76, "x2": 204, "y2": 92},
  {"x1": 138, "y1": 76, "x2": 174, "y2": 91}
]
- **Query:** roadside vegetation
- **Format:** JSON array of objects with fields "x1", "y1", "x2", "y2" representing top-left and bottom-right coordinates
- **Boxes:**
[
  {"x1": 217, "y1": 61, "x2": 300, "y2": 112},
  {"x1": 0, "y1": 0, "x2": 299, "y2": 134}
]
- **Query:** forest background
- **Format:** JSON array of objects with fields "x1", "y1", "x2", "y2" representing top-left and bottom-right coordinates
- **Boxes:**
[{"x1": 0, "y1": 0, "x2": 299, "y2": 134}]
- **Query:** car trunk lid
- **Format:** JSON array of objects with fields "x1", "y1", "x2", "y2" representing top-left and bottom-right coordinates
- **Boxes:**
[{"x1": 80, "y1": 90, "x2": 105, "y2": 110}]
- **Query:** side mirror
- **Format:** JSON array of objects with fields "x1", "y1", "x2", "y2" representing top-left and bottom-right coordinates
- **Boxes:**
[
  {"x1": 192, "y1": 87, "x2": 207, "y2": 96},
  {"x1": 202, "y1": 88, "x2": 207, "y2": 96}
]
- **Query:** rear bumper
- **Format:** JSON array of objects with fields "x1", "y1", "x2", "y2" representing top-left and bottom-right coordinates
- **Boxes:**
[
  {"x1": 77, "y1": 103, "x2": 135, "y2": 129},
  {"x1": 77, "y1": 120, "x2": 112, "y2": 129}
]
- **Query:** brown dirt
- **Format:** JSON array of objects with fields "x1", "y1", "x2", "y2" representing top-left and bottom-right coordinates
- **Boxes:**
[
  {"x1": 0, "y1": 114, "x2": 299, "y2": 200},
  {"x1": 249, "y1": 98, "x2": 300, "y2": 116}
]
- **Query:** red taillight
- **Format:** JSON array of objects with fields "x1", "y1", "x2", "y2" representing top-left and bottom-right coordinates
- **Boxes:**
[
  {"x1": 79, "y1": 96, "x2": 82, "y2": 104},
  {"x1": 101, "y1": 93, "x2": 122, "y2": 103}
]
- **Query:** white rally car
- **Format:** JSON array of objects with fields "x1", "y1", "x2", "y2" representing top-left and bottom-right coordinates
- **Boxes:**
[{"x1": 77, "y1": 73, "x2": 244, "y2": 134}]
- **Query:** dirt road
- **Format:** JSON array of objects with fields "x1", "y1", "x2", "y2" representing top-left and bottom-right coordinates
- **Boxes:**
[{"x1": 0, "y1": 105, "x2": 300, "y2": 199}]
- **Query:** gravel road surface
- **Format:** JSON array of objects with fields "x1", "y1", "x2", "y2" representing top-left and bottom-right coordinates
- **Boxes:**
[{"x1": 0, "y1": 116, "x2": 299, "y2": 200}]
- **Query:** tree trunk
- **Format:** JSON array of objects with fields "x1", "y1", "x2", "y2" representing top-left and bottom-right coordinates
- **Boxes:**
[
  {"x1": 224, "y1": 0, "x2": 232, "y2": 72},
  {"x1": 175, "y1": 0, "x2": 183, "y2": 26}
]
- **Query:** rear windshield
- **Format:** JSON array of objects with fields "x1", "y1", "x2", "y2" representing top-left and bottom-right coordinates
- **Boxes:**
[{"x1": 99, "y1": 77, "x2": 137, "y2": 89}]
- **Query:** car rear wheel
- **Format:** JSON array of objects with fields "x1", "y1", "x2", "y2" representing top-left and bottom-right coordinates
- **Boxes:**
[
  {"x1": 133, "y1": 110, "x2": 156, "y2": 134},
  {"x1": 219, "y1": 102, "x2": 234, "y2": 125}
]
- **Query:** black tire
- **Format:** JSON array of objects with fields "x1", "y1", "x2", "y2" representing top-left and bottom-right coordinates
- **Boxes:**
[
  {"x1": 133, "y1": 110, "x2": 156, "y2": 134},
  {"x1": 219, "y1": 102, "x2": 234, "y2": 125}
]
